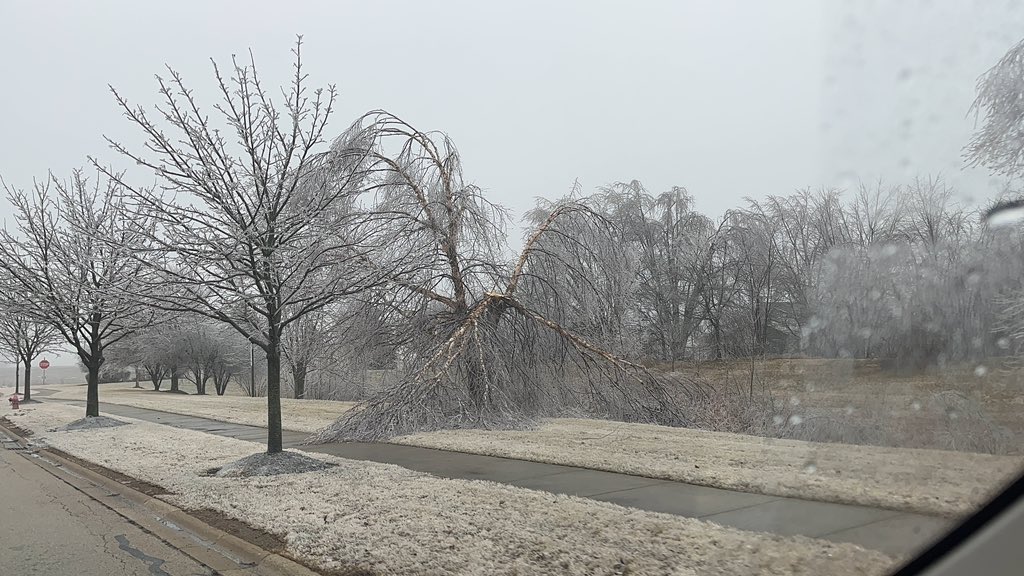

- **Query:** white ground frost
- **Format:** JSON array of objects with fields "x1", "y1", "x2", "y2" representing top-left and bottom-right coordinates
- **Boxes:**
[
  {"x1": 40, "y1": 383, "x2": 1021, "y2": 516},
  {"x1": 6, "y1": 404, "x2": 896, "y2": 576},
  {"x1": 44, "y1": 384, "x2": 351, "y2": 432},
  {"x1": 393, "y1": 418, "x2": 1023, "y2": 517}
]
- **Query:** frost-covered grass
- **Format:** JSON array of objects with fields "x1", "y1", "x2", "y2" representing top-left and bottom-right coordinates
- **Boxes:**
[
  {"x1": 43, "y1": 383, "x2": 353, "y2": 432},
  {"x1": 6, "y1": 403, "x2": 895, "y2": 576},
  {"x1": 395, "y1": 419, "x2": 1023, "y2": 517},
  {"x1": 56, "y1": 415, "x2": 127, "y2": 431},
  {"x1": 39, "y1": 381, "x2": 1022, "y2": 516}
]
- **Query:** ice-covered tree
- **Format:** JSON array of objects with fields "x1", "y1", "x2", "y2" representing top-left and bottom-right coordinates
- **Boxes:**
[
  {"x1": 0, "y1": 169, "x2": 156, "y2": 416},
  {"x1": 103, "y1": 39, "x2": 391, "y2": 452},
  {"x1": 0, "y1": 309, "x2": 60, "y2": 400},
  {"x1": 313, "y1": 114, "x2": 706, "y2": 441}
]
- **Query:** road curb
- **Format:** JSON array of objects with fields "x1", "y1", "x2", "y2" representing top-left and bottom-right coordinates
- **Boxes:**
[{"x1": 0, "y1": 419, "x2": 322, "y2": 576}]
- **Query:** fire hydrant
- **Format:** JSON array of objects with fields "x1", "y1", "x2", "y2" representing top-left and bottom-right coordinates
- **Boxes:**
[{"x1": 8, "y1": 395, "x2": 19, "y2": 410}]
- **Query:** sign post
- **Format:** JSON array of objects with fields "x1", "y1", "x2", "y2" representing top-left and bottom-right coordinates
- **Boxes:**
[{"x1": 39, "y1": 358, "x2": 50, "y2": 385}]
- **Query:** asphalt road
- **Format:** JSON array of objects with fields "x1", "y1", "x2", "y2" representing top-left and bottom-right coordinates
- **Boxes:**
[{"x1": 0, "y1": 437, "x2": 214, "y2": 576}]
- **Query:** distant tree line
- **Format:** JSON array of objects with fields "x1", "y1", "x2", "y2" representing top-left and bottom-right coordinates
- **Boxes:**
[{"x1": 547, "y1": 177, "x2": 1024, "y2": 370}]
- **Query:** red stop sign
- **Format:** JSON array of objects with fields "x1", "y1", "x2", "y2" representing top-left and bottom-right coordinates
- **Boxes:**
[{"x1": 39, "y1": 359, "x2": 50, "y2": 370}]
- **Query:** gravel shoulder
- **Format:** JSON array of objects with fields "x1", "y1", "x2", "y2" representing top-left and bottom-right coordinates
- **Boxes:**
[
  {"x1": 38, "y1": 383, "x2": 1023, "y2": 517},
  {"x1": 5, "y1": 403, "x2": 896, "y2": 576}
]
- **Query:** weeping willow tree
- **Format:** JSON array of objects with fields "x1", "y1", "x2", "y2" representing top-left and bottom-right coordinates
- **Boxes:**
[
  {"x1": 312, "y1": 112, "x2": 706, "y2": 442},
  {"x1": 967, "y1": 37, "x2": 1024, "y2": 357}
]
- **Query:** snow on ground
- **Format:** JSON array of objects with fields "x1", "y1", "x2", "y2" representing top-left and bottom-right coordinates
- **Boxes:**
[
  {"x1": 56, "y1": 415, "x2": 127, "y2": 431},
  {"x1": 39, "y1": 382, "x2": 1022, "y2": 516},
  {"x1": 5, "y1": 403, "x2": 895, "y2": 576}
]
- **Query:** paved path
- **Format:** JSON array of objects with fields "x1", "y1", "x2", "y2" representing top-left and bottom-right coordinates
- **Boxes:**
[
  {"x1": 49, "y1": 399, "x2": 952, "y2": 556},
  {"x1": 0, "y1": 429, "x2": 215, "y2": 575}
]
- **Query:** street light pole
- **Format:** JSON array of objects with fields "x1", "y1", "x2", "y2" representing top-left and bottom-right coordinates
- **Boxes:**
[{"x1": 250, "y1": 341, "x2": 255, "y2": 397}]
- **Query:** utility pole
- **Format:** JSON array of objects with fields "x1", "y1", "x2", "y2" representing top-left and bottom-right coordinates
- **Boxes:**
[{"x1": 250, "y1": 341, "x2": 255, "y2": 397}]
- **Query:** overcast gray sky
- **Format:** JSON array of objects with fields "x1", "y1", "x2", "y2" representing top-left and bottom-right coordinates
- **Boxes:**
[
  {"x1": 1, "y1": 0, "x2": 1022, "y2": 368},
  {"x1": 2, "y1": 0, "x2": 1022, "y2": 226}
]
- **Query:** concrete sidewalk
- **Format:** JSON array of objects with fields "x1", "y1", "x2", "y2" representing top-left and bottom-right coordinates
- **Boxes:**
[{"x1": 50, "y1": 399, "x2": 952, "y2": 556}]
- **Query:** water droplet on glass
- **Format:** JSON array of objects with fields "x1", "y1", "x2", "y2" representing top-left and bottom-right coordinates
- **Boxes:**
[
  {"x1": 911, "y1": 401, "x2": 922, "y2": 411},
  {"x1": 946, "y1": 408, "x2": 959, "y2": 420},
  {"x1": 789, "y1": 396, "x2": 801, "y2": 406},
  {"x1": 997, "y1": 337, "x2": 1010, "y2": 350},
  {"x1": 789, "y1": 415, "x2": 804, "y2": 426},
  {"x1": 844, "y1": 405, "x2": 855, "y2": 416},
  {"x1": 772, "y1": 415, "x2": 784, "y2": 426},
  {"x1": 803, "y1": 461, "x2": 818, "y2": 474},
  {"x1": 868, "y1": 288, "x2": 882, "y2": 301},
  {"x1": 984, "y1": 200, "x2": 1024, "y2": 228},
  {"x1": 975, "y1": 365, "x2": 988, "y2": 377},
  {"x1": 898, "y1": 157, "x2": 913, "y2": 174}
]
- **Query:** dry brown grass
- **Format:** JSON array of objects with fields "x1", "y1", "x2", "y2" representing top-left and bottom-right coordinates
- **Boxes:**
[
  {"x1": 661, "y1": 357, "x2": 1024, "y2": 455},
  {"x1": 42, "y1": 383, "x2": 353, "y2": 433}
]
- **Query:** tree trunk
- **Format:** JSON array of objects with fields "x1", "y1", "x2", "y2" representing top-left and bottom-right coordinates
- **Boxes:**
[
  {"x1": 86, "y1": 315, "x2": 102, "y2": 417},
  {"x1": 266, "y1": 338, "x2": 283, "y2": 454},
  {"x1": 292, "y1": 362, "x2": 306, "y2": 399},
  {"x1": 86, "y1": 361, "x2": 100, "y2": 417},
  {"x1": 15, "y1": 362, "x2": 20, "y2": 395},
  {"x1": 22, "y1": 361, "x2": 31, "y2": 402},
  {"x1": 169, "y1": 368, "x2": 180, "y2": 393},
  {"x1": 713, "y1": 322, "x2": 724, "y2": 360},
  {"x1": 133, "y1": 367, "x2": 142, "y2": 388}
]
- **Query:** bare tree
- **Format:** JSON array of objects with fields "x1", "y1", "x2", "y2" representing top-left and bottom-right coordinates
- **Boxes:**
[
  {"x1": 0, "y1": 310, "x2": 60, "y2": 400},
  {"x1": 311, "y1": 115, "x2": 706, "y2": 442},
  {"x1": 103, "y1": 333, "x2": 145, "y2": 388},
  {"x1": 290, "y1": 299, "x2": 402, "y2": 401},
  {"x1": 281, "y1": 306, "x2": 338, "y2": 399},
  {"x1": 595, "y1": 181, "x2": 714, "y2": 363},
  {"x1": 102, "y1": 39, "x2": 390, "y2": 453},
  {"x1": 0, "y1": 170, "x2": 155, "y2": 417},
  {"x1": 119, "y1": 325, "x2": 170, "y2": 390},
  {"x1": 177, "y1": 322, "x2": 248, "y2": 395}
]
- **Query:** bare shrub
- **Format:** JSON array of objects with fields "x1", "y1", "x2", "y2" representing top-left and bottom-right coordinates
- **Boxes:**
[{"x1": 922, "y1": 391, "x2": 1015, "y2": 454}]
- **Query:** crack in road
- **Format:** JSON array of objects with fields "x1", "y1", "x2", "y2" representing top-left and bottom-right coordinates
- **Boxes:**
[
  {"x1": 114, "y1": 534, "x2": 172, "y2": 576},
  {"x1": 1, "y1": 431, "x2": 220, "y2": 575}
]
